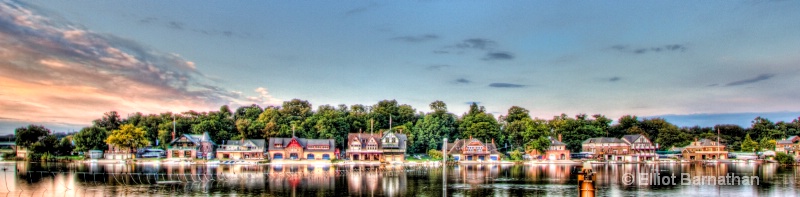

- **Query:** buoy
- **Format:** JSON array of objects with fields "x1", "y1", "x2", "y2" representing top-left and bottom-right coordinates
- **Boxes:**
[{"x1": 577, "y1": 162, "x2": 595, "y2": 197}]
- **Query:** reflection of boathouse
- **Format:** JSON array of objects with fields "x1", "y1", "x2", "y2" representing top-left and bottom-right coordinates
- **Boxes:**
[
  {"x1": 346, "y1": 165, "x2": 407, "y2": 196},
  {"x1": 267, "y1": 164, "x2": 336, "y2": 192}
]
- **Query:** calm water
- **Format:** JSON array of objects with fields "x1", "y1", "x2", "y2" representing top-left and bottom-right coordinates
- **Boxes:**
[{"x1": 0, "y1": 161, "x2": 797, "y2": 196}]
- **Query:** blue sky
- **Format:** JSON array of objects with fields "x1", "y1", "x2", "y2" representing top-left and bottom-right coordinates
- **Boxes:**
[{"x1": 1, "y1": 1, "x2": 799, "y2": 134}]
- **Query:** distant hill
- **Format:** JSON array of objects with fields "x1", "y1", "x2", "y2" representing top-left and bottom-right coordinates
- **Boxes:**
[{"x1": 650, "y1": 111, "x2": 800, "y2": 128}]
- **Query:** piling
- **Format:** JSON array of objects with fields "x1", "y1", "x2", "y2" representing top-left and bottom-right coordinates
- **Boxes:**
[{"x1": 577, "y1": 162, "x2": 595, "y2": 197}]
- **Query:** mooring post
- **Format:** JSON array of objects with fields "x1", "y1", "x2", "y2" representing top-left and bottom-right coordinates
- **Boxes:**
[
  {"x1": 443, "y1": 137, "x2": 447, "y2": 196},
  {"x1": 577, "y1": 161, "x2": 595, "y2": 197}
]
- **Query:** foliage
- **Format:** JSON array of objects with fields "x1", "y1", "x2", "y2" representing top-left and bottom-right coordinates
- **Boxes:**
[
  {"x1": 741, "y1": 134, "x2": 759, "y2": 152},
  {"x1": 106, "y1": 124, "x2": 150, "y2": 152},
  {"x1": 759, "y1": 138, "x2": 776, "y2": 151},
  {"x1": 775, "y1": 152, "x2": 795, "y2": 165},
  {"x1": 74, "y1": 126, "x2": 109, "y2": 152},
  {"x1": 509, "y1": 149, "x2": 524, "y2": 161},
  {"x1": 15, "y1": 125, "x2": 50, "y2": 148},
  {"x1": 55, "y1": 135, "x2": 75, "y2": 156},
  {"x1": 427, "y1": 149, "x2": 443, "y2": 160}
]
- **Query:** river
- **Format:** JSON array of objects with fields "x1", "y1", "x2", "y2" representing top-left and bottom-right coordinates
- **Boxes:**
[{"x1": 0, "y1": 161, "x2": 797, "y2": 196}]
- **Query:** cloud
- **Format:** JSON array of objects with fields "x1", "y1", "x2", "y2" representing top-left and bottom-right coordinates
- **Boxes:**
[
  {"x1": 465, "y1": 101, "x2": 481, "y2": 105},
  {"x1": 482, "y1": 52, "x2": 514, "y2": 61},
  {"x1": 610, "y1": 44, "x2": 687, "y2": 54},
  {"x1": 247, "y1": 87, "x2": 281, "y2": 106},
  {"x1": 489, "y1": 83, "x2": 526, "y2": 88},
  {"x1": 725, "y1": 74, "x2": 776, "y2": 86},
  {"x1": 455, "y1": 38, "x2": 496, "y2": 50},
  {"x1": 391, "y1": 34, "x2": 439, "y2": 43},
  {"x1": 0, "y1": 1, "x2": 273, "y2": 126},
  {"x1": 426, "y1": 64, "x2": 450, "y2": 71},
  {"x1": 167, "y1": 21, "x2": 184, "y2": 30},
  {"x1": 455, "y1": 78, "x2": 471, "y2": 84},
  {"x1": 344, "y1": 4, "x2": 379, "y2": 16},
  {"x1": 608, "y1": 77, "x2": 621, "y2": 82}
]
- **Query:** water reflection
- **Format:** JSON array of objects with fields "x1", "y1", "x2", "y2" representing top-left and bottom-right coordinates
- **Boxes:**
[{"x1": 0, "y1": 162, "x2": 797, "y2": 196}]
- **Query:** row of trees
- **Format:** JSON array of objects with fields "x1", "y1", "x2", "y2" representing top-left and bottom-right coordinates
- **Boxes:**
[{"x1": 15, "y1": 99, "x2": 800, "y2": 159}]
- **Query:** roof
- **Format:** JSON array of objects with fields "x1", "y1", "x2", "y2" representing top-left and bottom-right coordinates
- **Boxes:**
[
  {"x1": 268, "y1": 137, "x2": 335, "y2": 152},
  {"x1": 777, "y1": 136, "x2": 799, "y2": 144},
  {"x1": 446, "y1": 138, "x2": 499, "y2": 154},
  {"x1": 224, "y1": 139, "x2": 266, "y2": 148},
  {"x1": 685, "y1": 139, "x2": 725, "y2": 148},
  {"x1": 582, "y1": 137, "x2": 626, "y2": 144},
  {"x1": 169, "y1": 132, "x2": 216, "y2": 146},
  {"x1": 550, "y1": 138, "x2": 566, "y2": 146},
  {"x1": 346, "y1": 130, "x2": 408, "y2": 150}
]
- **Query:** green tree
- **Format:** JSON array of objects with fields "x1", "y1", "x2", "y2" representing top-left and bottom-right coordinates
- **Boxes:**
[
  {"x1": 509, "y1": 149, "x2": 524, "y2": 161},
  {"x1": 742, "y1": 134, "x2": 759, "y2": 152},
  {"x1": 106, "y1": 124, "x2": 150, "y2": 153},
  {"x1": 15, "y1": 125, "x2": 50, "y2": 148},
  {"x1": 74, "y1": 126, "x2": 109, "y2": 152},
  {"x1": 775, "y1": 152, "x2": 795, "y2": 165},
  {"x1": 459, "y1": 103, "x2": 502, "y2": 146},
  {"x1": 655, "y1": 124, "x2": 691, "y2": 150},
  {"x1": 759, "y1": 138, "x2": 776, "y2": 151},
  {"x1": 55, "y1": 135, "x2": 75, "y2": 156},
  {"x1": 93, "y1": 111, "x2": 122, "y2": 131}
]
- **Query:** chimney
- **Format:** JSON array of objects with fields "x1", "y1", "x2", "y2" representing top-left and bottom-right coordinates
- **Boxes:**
[{"x1": 558, "y1": 134, "x2": 562, "y2": 142}]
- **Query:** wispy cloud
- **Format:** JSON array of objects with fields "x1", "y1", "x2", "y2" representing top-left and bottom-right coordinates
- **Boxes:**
[
  {"x1": 482, "y1": 52, "x2": 514, "y2": 61},
  {"x1": 426, "y1": 64, "x2": 450, "y2": 71},
  {"x1": 455, "y1": 78, "x2": 471, "y2": 84},
  {"x1": 610, "y1": 44, "x2": 687, "y2": 54},
  {"x1": 0, "y1": 1, "x2": 277, "y2": 125},
  {"x1": 725, "y1": 74, "x2": 776, "y2": 86},
  {"x1": 138, "y1": 17, "x2": 257, "y2": 39},
  {"x1": 608, "y1": 77, "x2": 621, "y2": 82},
  {"x1": 489, "y1": 83, "x2": 526, "y2": 88},
  {"x1": 455, "y1": 38, "x2": 496, "y2": 50},
  {"x1": 391, "y1": 34, "x2": 439, "y2": 43}
]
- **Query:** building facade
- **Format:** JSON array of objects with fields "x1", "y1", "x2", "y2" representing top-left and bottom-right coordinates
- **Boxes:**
[
  {"x1": 166, "y1": 132, "x2": 216, "y2": 160},
  {"x1": 268, "y1": 137, "x2": 336, "y2": 161},
  {"x1": 446, "y1": 138, "x2": 501, "y2": 162},
  {"x1": 682, "y1": 139, "x2": 727, "y2": 160},
  {"x1": 346, "y1": 130, "x2": 408, "y2": 162},
  {"x1": 216, "y1": 139, "x2": 266, "y2": 160},
  {"x1": 776, "y1": 136, "x2": 799, "y2": 157},
  {"x1": 621, "y1": 134, "x2": 657, "y2": 161},
  {"x1": 582, "y1": 137, "x2": 630, "y2": 161}
]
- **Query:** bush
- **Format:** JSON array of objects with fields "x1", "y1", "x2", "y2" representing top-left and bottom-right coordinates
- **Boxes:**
[
  {"x1": 775, "y1": 152, "x2": 795, "y2": 165},
  {"x1": 428, "y1": 149, "x2": 442, "y2": 160},
  {"x1": 510, "y1": 150, "x2": 523, "y2": 161}
]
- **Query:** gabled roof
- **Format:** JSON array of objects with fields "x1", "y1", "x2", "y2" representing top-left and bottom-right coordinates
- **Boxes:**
[
  {"x1": 550, "y1": 138, "x2": 566, "y2": 146},
  {"x1": 169, "y1": 132, "x2": 216, "y2": 146},
  {"x1": 268, "y1": 137, "x2": 335, "y2": 152},
  {"x1": 582, "y1": 137, "x2": 626, "y2": 144},
  {"x1": 685, "y1": 139, "x2": 724, "y2": 148},
  {"x1": 621, "y1": 134, "x2": 651, "y2": 144},
  {"x1": 224, "y1": 139, "x2": 266, "y2": 148},
  {"x1": 777, "y1": 136, "x2": 799, "y2": 144},
  {"x1": 446, "y1": 138, "x2": 499, "y2": 154}
]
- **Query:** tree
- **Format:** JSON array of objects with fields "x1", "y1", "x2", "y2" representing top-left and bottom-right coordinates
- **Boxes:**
[
  {"x1": 93, "y1": 111, "x2": 122, "y2": 131},
  {"x1": 106, "y1": 124, "x2": 150, "y2": 153},
  {"x1": 74, "y1": 126, "x2": 109, "y2": 152},
  {"x1": 15, "y1": 125, "x2": 50, "y2": 148},
  {"x1": 509, "y1": 149, "x2": 524, "y2": 161},
  {"x1": 742, "y1": 134, "x2": 759, "y2": 152},
  {"x1": 55, "y1": 135, "x2": 75, "y2": 156},
  {"x1": 759, "y1": 138, "x2": 776, "y2": 151},
  {"x1": 775, "y1": 152, "x2": 796, "y2": 165}
]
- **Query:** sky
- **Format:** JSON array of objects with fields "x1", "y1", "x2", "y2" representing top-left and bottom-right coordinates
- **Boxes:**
[{"x1": 1, "y1": 0, "x2": 800, "y2": 134}]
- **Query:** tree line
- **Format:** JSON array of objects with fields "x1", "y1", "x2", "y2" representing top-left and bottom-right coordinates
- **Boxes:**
[{"x1": 13, "y1": 99, "x2": 800, "y2": 160}]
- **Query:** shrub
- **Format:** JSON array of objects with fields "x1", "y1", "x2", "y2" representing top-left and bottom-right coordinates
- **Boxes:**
[
  {"x1": 510, "y1": 150, "x2": 523, "y2": 161},
  {"x1": 428, "y1": 149, "x2": 443, "y2": 160},
  {"x1": 775, "y1": 152, "x2": 795, "y2": 165}
]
